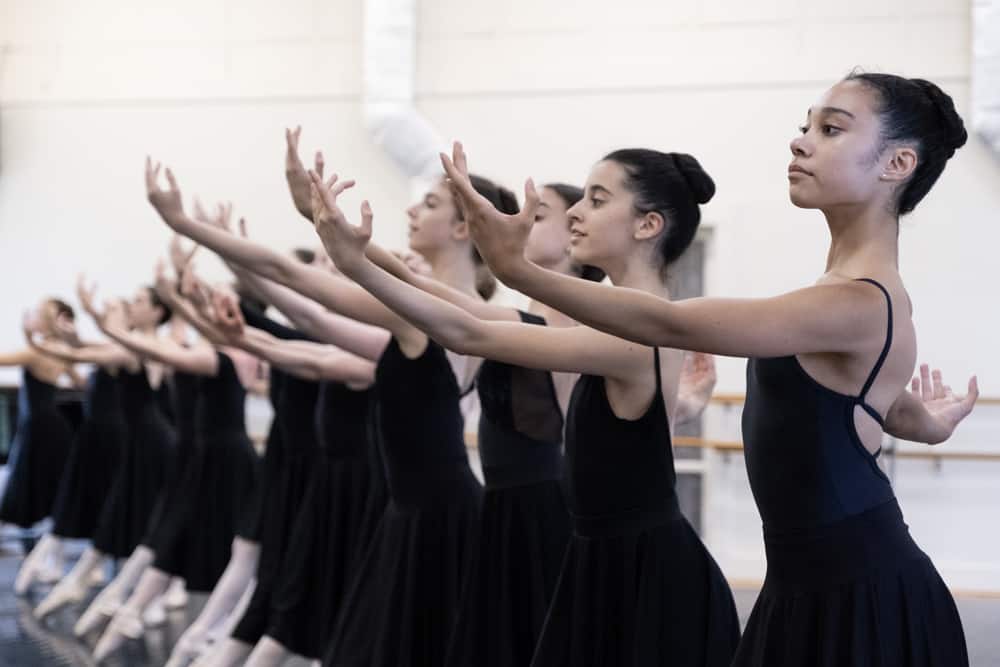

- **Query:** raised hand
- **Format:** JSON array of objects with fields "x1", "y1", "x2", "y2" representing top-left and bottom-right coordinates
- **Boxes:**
[
  {"x1": 909, "y1": 364, "x2": 979, "y2": 441},
  {"x1": 193, "y1": 199, "x2": 234, "y2": 232},
  {"x1": 307, "y1": 170, "x2": 373, "y2": 275},
  {"x1": 76, "y1": 275, "x2": 102, "y2": 321},
  {"x1": 169, "y1": 234, "x2": 199, "y2": 274},
  {"x1": 439, "y1": 141, "x2": 539, "y2": 276},
  {"x1": 285, "y1": 126, "x2": 325, "y2": 221},
  {"x1": 209, "y1": 289, "x2": 246, "y2": 341},
  {"x1": 679, "y1": 352, "x2": 717, "y2": 405},
  {"x1": 22, "y1": 310, "x2": 38, "y2": 342},
  {"x1": 153, "y1": 259, "x2": 178, "y2": 301},
  {"x1": 102, "y1": 300, "x2": 129, "y2": 331},
  {"x1": 145, "y1": 157, "x2": 186, "y2": 227}
]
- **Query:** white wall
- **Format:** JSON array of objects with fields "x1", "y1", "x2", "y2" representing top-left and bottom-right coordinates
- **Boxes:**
[{"x1": 2, "y1": 0, "x2": 998, "y2": 589}]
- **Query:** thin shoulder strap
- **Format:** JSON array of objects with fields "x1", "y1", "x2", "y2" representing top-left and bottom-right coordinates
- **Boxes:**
[{"x1": 853, "y1": 279, "x2": 893, "y2": 429}]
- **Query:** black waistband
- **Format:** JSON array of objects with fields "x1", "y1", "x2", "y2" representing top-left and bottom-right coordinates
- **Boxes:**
[
  {"x1": 571, "y1": 494, "x2": 683, "y2": 538},
  {"x1": 761, "y1": 498, "x2": 927, "y2": 593},
  {"x1": 479, "y1": 418, "x2": 564, "y2": 490}
]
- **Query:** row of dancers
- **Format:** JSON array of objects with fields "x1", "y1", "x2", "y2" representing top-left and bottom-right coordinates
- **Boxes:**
[{"x1": 0, "y1": 70, "x2": 982, "y2": 666}]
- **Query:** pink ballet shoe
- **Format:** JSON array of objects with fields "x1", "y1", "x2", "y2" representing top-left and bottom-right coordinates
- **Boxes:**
[
  {"x1": 93, "y1": 607, "x2": 143, "y2": 662},
  {"x1": 34, "y1": 577, "x2": 88, "y2": 618}
]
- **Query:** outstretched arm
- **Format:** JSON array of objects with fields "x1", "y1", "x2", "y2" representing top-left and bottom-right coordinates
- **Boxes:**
[
  {"x1": 210, "y1": 292, "x2": 375, "y2": 386},
  {"x1": 0, "y1": 349, "x2": 34, "y2": 367},
  {"x1": 364, "y1": 243, "x2": 519, "y2": 323},
  {"x1": 143, "y1": 158, "x2": 410, "y2": 340},
  {"x1": 26, "y1": 335, "x2": 138, "y2": 371},
  {"x1": 307, "y1": 172, "x2": 644, "y2": 380},
  {"x1": 884, "y1": 364, "x2": 978, "y2": 444},
  {"x1": 238, "y1": 328, "x2": 374, "y2": 386},
  {"x1": 231, "y1": 262, "x2": 387, "y2": 360},
  {"x1": 103, "y1": 325, "x2": 218, "y2": 376},
  {"x1": 95, "y1": 300, "x2": 218, "y2": 376},
  {"x1": 440, "y1": 142, "x2": 887, "y2": 360}
]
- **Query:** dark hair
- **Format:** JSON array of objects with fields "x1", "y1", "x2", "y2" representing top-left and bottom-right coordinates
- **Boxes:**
[
  {"x1": 144, "y1": 286, "x2": 174, "y2": 326},
  {"x1": 46, "y1": 298, "x2": 76, "y2": 321},
  {"x1": 292, "y1": 247, "x2": 316, "y2": 264},
  {"x1": 544, "y1": 183, "x2": 606, "y2": 283},
  {"x1": 603, "y1": 149, "x2": 714, "y2": 269},
  {"x1": 465, "y1": 174, "x2": 520, "y2": 300},
  {"x1": 845, "y1": 71, "x2": 967, "y2": 215}
]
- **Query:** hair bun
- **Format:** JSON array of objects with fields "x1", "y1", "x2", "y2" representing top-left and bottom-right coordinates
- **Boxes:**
[
  {"x1": 912, "y1": 78, "x2": 968, "y2": 155},
  {"x1": 671, "y1": 153, "x2": 716, "y2": 205}
]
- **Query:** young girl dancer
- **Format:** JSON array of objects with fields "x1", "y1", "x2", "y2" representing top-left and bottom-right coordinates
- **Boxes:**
[
  {"x1": 445, "y1": 72, "x2": 977, "y2": 665},
  {"x1": 26, "y1": 313, "x2": 137, "y2": 617},
  {"x1": 1, "y1": 298, "x2": 80, "y2": 592},
  {"x1": 306, "y1": 144, "x2": 741, "y2": 666}
]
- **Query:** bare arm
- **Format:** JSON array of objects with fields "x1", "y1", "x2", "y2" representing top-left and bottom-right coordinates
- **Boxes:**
[
  {"x1": 101, "y1": 324, "x2": 218, "y2": 376},
  {"x1": 27, "y1": 337, "x2": 138, "y2": 371},
  {"x1": 143, "y1": 159, "x2": 409, "y2": 338},
  {"x1": 365, "y1": 243, "x2": 519, "y2": 323},
  {"x1": 440, "y1": 143, "x2": 885, "y2": 360},
  {"x1": 307, "y1": 183, "x2": 642, "y2": 379},
  {"x1": 0, "y1": 349, "x2": 35, "y2": 367},
  {"x1": 233, "y1": 266, "x2": 388, "y2": 360},
  {"x1": 236, "y1": 328, "x2": 375, "y2": 386}
]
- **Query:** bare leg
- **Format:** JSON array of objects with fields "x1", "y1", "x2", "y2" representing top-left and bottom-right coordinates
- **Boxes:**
[
  {"x1": 165, "y1": 538, "x2": 259, "y2": 667},
  {"x1": 244, "y1": 636, "x2": 295, "y2": 667},
  {"x1": 74, "y1": 545, "x2": 155, "y2": 636},
  {"x1": 35, "y1": 546, "x2": 108, "y2": 618},
  {"x1": 92, "y1": 566, "x2": 171, "y2": 660}
]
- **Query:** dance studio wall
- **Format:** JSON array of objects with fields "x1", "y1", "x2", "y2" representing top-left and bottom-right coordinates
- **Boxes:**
[{"x1": 1, "y1": 0, "x2": 998, "y2": 588}]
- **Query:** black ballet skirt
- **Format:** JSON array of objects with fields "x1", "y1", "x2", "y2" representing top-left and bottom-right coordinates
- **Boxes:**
[
  {"x1": 50, "y1": 368, "x2": 126, "y2": 539},
  {"x1": 266, "y1": 381, "x2": 380, "y2": 659},
  {"x1": 323, "y1": 338, "x2": 483, "y2": 667},
  {"x1": 734, "y1": 279, "x2": 968, "y2": 666},
  {"x1": 141, "y1": 369, "x2": 198, "y2": 551},
  {"x1": 531, "y1": 348, "x2": 740, "y2": 667},
  {"x1": 445, "y1": 311, "x2": 570, "y2": 667},
  {"x1": 91, "y1": 368, "x2": 175, "y2": 558},
  {"x1": 0, "y1": 369, "x2": 75, "y2": 528},
  {"x1": 231, "y1": 373, "x2": 321, "y2": 644},
  {"x1": 149, "y1": 353, "x2": 259, "y2": 592}
]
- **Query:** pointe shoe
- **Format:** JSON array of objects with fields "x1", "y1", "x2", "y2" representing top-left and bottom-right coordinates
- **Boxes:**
[
  {"x1": 74, "y1": 586, "x2": 122, "y2": 637},
  {"x1": 34, "y1": 578, "x2": 88, "y2": 618},
  {"x1": 13, "y1": 546, "x2": 47, "y2": 595},
  {"x1": 143, "y1": 596, "x2": 167, "y2": 627},
  {"x1": 88, "y1": 567, "x2": 107, "y2": 587},
  {"x1": 163, "y1": 579, "x2": 188, "y2": 609},
  {"x1": 164, "y1": 629, "x2": 207, "y2": 667},
  {"x1": 93, "y1": 608, "x2": 143, "y2": 662},
  {"x1": 37, "y1": 560, "x2": 64, "y2": 585}
]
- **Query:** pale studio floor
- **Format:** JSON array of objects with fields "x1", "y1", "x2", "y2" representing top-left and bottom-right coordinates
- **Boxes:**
[{"x1": 0, "y1": 535, "x2": 997, "y2": 666}]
